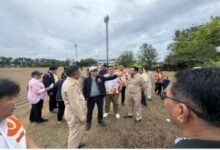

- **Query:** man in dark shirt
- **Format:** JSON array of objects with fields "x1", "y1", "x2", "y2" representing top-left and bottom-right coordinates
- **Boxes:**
[
  {"x1": 83, "y1": 66, "x2": 118, "y2": 131},
  {"x1": 42, "y1": 66, "x2": 58, "y2": 113},
  {"x1": 161, "y1": 68, "x2": 220, "y2": 148},
  {"x1": 99, "y1": 64, "x2": 108, "y2": 76}
]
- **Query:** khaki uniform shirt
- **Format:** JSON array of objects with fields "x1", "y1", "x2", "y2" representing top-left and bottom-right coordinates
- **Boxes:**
[
  {"x1": 127, "y1": 74, "x2": 145, "y2": 94},
  {"x1": 62, "y1": 77, "x2": 86, "y2": 122}
]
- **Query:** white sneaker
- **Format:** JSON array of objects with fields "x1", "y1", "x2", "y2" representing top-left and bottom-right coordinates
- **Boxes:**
[
  {"x1": 115, "y1": 114, "x2": 120, "y2": 119},
  {"x1": 165, "y1": 118, "x2": 171, "y2": 123},
  {"x1": 103, "y1": 113, "x2": 109, "y2": 118}
]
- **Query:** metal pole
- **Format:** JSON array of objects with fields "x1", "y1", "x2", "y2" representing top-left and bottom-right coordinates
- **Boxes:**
[
  {"x1": 75, "y1": 44, "x2": 77, "y2": 63},
  {"x1": 104, "y1": 15, "x2": 109, "y2": 66},
  {"x1": 106, "y1": 21, "x2": 108, "y2": 66}
]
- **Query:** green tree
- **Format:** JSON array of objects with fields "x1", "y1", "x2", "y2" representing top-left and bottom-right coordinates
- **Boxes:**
[
  {"x1": 138, "y1": 43, "x2": 158, "y2": 68},
  {"x1": 79, "y1": 58, "x2": 98, "y2": 67},
  {"x1": 116, "y1": 51, "x2": 135, "y2": 67},
  {"x1": 167, "y1": 16, "x2": 220, "y2": 68}
]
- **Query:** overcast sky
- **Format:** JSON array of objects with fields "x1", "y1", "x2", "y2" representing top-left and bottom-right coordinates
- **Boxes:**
[{"x1": 0, "y1": 0, "x2": 220, "y2": 61}]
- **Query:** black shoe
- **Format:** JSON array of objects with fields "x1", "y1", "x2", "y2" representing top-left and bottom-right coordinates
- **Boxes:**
[
  {"x1": 50, "y1": 110, "x2": 57, "y2": 113},
  {"x1": 142, "y1": 105, "x2": 147, "y2": 109},
  {"x1": 86, "y1": 123, "x2": 91, "y2": 131},
  {"x1": 78, "y1": 143, "x2": 86, "y2": 148},
  {"x1": 98, "y1": 121, "x2": 107, "y2": 127},
  {"x1": 36, "y1": 119, "x2": 48, "y2": 123},
  {"x1": 41, "y1": 118, "x2": 48, "y2": 122},
  {"x1": 123, "y1": 115, "x2": 133, "y2": 118},
  {"x1": 134, "y1": 119, "x2": 142, "y2": 124}
]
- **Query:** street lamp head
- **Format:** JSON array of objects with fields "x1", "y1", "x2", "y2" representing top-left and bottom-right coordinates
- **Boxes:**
[{"x1": 104, "y1": 15, "x2": 109, "y2": 23}]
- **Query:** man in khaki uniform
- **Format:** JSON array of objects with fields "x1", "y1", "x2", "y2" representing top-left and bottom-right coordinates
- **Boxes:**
[
  {"x1": 62, "y1": 65, "x2": 86, "y2": 148},
  {"x1": 124, "y1": 66, "x2": 145, "y2": 123}
]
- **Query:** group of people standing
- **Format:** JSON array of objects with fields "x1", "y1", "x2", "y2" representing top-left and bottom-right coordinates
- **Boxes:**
[
  {"x1": 1, "y1": 67, "x2": 220, "y2": 149},
  {"x1": 63, "y1": 64, "x2": 163, "y2": 148},
  {"x1": 26, "y1": 64, "x2": 169, "y2": 148},
  {"x1": 27, "y1": 66, "x2": 66, "y2": 124}
]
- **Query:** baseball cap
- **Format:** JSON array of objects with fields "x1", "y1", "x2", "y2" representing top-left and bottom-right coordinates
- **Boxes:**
[{"x1": 89, "y1": 66, "x2": 98, "y2": 72}]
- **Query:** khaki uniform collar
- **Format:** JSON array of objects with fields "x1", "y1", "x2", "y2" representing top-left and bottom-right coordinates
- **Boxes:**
[{"x1": 66, "y1": 77, "x2": 79, "y2": 85}]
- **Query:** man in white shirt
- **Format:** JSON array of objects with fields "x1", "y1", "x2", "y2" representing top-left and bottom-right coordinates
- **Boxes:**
[
  {"x1": 0, "y1": 78, "x2": 37, "y2": 148},
  {"x1": 103, "y1": 66, "x2": 121, "y2": 119}
]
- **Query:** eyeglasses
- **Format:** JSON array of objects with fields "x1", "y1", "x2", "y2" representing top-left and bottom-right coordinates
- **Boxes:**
[{"x1": 160, "y1": 91, "x2": 204, "y2": 119}]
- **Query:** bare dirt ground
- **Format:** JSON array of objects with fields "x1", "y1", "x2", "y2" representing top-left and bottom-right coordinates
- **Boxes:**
[{"x1": 0, "y1": 68, "x2": 177, "y2": 148}]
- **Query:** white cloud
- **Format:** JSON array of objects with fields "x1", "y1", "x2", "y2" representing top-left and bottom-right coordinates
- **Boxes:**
[{"x1": 0, "y1": 0, "x2": 220, "y2": 61}]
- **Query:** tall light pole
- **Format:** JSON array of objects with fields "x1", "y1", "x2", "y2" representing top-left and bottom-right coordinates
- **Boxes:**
[
  {"x1": 75, "y1": 43, "x2": 78, "y2": 63},
  {"x1": 104, "y1": 15, "x2": 109, "y2": 66}
]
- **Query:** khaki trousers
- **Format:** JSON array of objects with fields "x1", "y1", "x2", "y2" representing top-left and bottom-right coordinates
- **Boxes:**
[
  {"x1": 127, "y1": 92, "x2": 142, "y2": 120},
  {"x1": 145, "y1": 83, "x2": 152, "y2": 99},
  {"x1": 105, "y1": 94, "x2": 119, "y2": 114},
  {"x1": 64, "y1": 108, "x2": 85, "y2": 148}
]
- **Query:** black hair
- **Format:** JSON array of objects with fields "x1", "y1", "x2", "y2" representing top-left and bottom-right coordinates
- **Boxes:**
[
  {"x1": 131, "y1": 66, "x2": 139, "y2": 72},
  {"x1": 66, "y1": 65, "x2": 79, "y2": 77},
  {"x1": 0, "y1": 78, "x2": 20, "y2": 99},
  {"x1": 49, "y1": 66, "x2": 58, "y2": 71},
  {"x1": 102, "y1": 64, "x2": 107, "y2": 67},
  {"x1": 171, "y1": 68, "x2": 220, "y2": 128}
]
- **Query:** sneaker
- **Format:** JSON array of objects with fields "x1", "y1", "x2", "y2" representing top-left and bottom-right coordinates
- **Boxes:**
[
  {"x1": 103, "y1": 113, "x2": 109, "y2": 118},
  {"x1": 115, "y1": 114, "x2": 120, "y2": 119},
  {"x1": 166, "y1": 118, "x2": 171, "y2": 123},
  {"x1": 57, "y1": 121, "x2": 62, "y2": 124}
]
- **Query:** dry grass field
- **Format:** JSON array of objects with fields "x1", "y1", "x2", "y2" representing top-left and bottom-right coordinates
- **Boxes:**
[{"x1": 0, "y1": 67, "x2": 177, "y2": 148}]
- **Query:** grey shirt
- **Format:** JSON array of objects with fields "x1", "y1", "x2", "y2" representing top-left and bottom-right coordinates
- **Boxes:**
[{"x1": 90, "y1": 78, "x2": 101, "y2": 97}]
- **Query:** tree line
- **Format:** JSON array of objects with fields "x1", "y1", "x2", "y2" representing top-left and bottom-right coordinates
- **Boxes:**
[
  {"x1": 0, "y1": 57, "x2": 98, "y2": 68},
  {"x1": 165, "y1": 16, "x2": 220, "y2": 68}
]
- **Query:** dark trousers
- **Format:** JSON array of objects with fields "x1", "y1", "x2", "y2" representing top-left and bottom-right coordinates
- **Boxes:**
[
  {"x1": 49, "y1": 94, "x2": 57, "y2": 112},
  {"x1": 141, "y1": 91, "x2": 147, "y2": 106},
  {"x1": 86, "y1": 96, "x2": 104, "y2": 124},
  {"x1": 57, "y1": 101, "x2": 65, "y2": 121},
  {"x1": 29, "y1": 100, "x2": 44, "y2": 122},
  {"x1": 121, "y1": 87, "x2": 126, "y2": 104},
  {"x1": 155, "y1": 83, "x2": 163, "y2": 95}
]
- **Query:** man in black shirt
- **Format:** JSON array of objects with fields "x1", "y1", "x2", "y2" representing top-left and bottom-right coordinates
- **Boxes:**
[
  {"x1": 42, "y1": 66, "x2": 58, "y2": 113},
  {"x1": 99, "y1": 64, "x2": 108, "y2": 76},
  {"x1": 83, "y1": 66, "x2": 118, "y2": 131},
  {"x1": 161, "y1": 68, "x2": 220, "y2": 148}
]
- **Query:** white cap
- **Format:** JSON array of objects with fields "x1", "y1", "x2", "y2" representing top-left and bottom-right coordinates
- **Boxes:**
[{"x1": 89, "y1": 66, "x2": 98, "y2": 72}]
